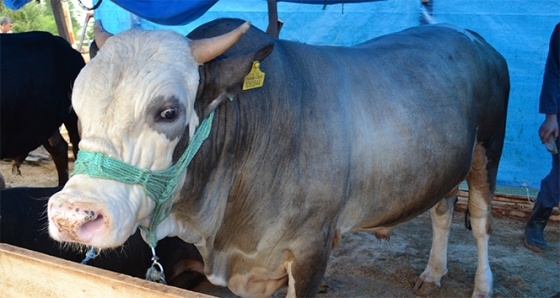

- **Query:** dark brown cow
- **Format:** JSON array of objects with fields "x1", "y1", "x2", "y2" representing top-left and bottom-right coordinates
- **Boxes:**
[{"x1": 0, "y1": 32, "x2": 82, "y2": 186}]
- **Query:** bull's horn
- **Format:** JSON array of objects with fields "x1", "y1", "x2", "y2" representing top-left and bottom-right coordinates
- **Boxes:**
[
  {"x1": 190, "y1": 21, "x2": 251, "y2": 63},
  {"x1": 94, "y1": 20, "x2": 114, "y2": 49}
]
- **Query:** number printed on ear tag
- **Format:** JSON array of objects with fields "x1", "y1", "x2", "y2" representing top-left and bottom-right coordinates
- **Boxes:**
[{"x1": 243, "y1": 61, "x2": 265, "y2": 90}]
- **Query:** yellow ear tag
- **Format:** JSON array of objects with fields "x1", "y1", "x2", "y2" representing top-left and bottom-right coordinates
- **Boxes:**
[{"x1": 243, "y1": 61, "x2": 265, "y2": 90}]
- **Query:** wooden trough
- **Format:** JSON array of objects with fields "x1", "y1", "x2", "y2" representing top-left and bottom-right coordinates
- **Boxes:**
[{"x1": 0, "y1": 244, "x2": 214, "y2": 298}]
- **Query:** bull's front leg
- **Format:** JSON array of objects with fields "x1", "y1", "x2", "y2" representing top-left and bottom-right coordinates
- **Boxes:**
[
  {"x1": 284, "y1": 232, "x2": 336, "y2": 298},
  {"x1": 413, "y1": 193, "x2": 457, "y2": 296}
]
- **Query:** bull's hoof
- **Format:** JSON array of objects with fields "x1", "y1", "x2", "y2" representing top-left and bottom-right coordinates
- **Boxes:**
[
  {"x1": 471, "y1": 291, "x2": 491, "y2": 298},
  {"x1": 413, "y1": 278, "x2": 440, "y2": 297},
  {"x1": 11, "y1": 165, "x2": 21, "y2": 175}
]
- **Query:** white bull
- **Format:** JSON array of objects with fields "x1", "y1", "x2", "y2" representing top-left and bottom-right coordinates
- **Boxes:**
[{"x1": 48, "y1": 18, "x2": 509, "y2": 297}]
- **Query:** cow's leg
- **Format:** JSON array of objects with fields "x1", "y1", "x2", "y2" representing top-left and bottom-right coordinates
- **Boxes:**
[
  {"x1": 11, "y1": 154, "x2": 27, "y2": 175},
  {"x1": 64, "y1": 108, "x2": 80, "y2": 159},
  {"x1": 0, "y1": 171, "x2": 5, "y2": 189},
  {"x1": 43, "y1": 130, "x2": 69, "y2": 186},
  {"x1": 466, "y1": 142, "x2": 497, "y2": 298},
  {"x1": 413, "y1": 190, "x2": 457, "y2": 296}
]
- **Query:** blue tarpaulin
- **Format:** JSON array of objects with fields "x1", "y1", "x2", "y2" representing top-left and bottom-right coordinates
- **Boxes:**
[
  {"x1": 3, "y1": 0, "x2": 219, "y2": 25},
  {"x1": 108, "y1": 1, "x2": 385, "y2": 25},
  {"x1": 94, "y1": 0, "x2": 414, "y2": 44},
  {"x1": 110, "y1": 0, "x2": 218, "y2": 25},
  {"x1": 3, "y1": 0, "x2": 27, "y2": 10},
  {"x1": 2, "y1": 0, "x2": 382, "y2": 25}
]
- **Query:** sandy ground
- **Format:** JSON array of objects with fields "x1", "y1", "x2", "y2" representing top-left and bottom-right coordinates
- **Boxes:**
[{"x1": 1, "y1": 158, "x2": 559, "y2": 297}]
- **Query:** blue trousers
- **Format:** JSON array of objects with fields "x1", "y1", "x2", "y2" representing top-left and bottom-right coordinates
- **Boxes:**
[{"x1": 538, "y1": 127, "x2": 560, "y2": 208}]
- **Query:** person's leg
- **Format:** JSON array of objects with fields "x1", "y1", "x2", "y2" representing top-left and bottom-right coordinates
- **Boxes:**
[{"x1": 525, "y1": 138, "x2": 559, "y2": 252}]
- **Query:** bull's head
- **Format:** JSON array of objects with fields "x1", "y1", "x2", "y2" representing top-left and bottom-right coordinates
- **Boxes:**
[{"x1": 47, "y1": 20, "x2": 252, "y2": 249}]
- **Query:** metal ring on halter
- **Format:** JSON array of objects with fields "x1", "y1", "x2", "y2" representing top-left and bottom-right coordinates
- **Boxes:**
[
  {"x1": 145, "y1": 246, "x2": 167, "y2": 284},
  {"x1": 151, "y1": 259, "x2": 165, "y2": 273}
]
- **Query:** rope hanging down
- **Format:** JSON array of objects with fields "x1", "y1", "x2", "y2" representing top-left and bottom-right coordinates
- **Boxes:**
[{"x1": 72, "y1": 111, "x2": 215, "y2": 249}]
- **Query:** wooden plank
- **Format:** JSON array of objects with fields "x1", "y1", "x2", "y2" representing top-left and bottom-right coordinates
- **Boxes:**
[
  {"x1": 50, "y1": 0, "x2": 74, "y2": 44},
  {"x1": 458, "y1": 190, "x2": 537, "y2": 204},
  {"x1": 455, "y1": 192, "x2": 560, "y2": 222},
  {"x1": 0, "y1": 244, "x2": 214, "y2": 298}
]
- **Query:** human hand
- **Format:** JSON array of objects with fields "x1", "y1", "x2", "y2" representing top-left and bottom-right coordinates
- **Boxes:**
[{"x1": 539, "y1": 114, "x2": 558, "y2": 144}]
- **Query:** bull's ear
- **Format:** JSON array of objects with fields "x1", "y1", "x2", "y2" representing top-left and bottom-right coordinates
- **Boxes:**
[{"x1": 196, "y1": 42, "x2": 274, "y2": 116}]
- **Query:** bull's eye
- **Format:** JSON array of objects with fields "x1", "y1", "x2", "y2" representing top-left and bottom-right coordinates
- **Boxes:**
[{"x1": 160, "y1": 108, "x2": 178, "y2": 121}]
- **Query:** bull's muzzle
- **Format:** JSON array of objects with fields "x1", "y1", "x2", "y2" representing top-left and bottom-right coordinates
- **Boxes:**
[{"x1": 48, "y1": 198, "x2": 106, "y2": 244}]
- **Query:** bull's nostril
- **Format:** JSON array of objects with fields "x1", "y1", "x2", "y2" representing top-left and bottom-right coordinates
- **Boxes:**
[{"x1": 78, "y1": 213, "x2": 105, "y2": 239}]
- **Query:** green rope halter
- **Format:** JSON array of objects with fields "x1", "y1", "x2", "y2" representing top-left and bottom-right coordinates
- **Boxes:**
[{"x1": 72, "y1": 112, "x2": 215, "y2": 248}]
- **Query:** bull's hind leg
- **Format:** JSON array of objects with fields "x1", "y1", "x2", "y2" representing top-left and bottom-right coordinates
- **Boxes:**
[
  {"x1": 466, "y1": 142, "x2": 498, "y2": 298},
  {"x1": 413, "y1": 190, "x2": 457, "y2": 296},
  {"x1": 42, "y1": 130, "x2": 69, "y2": 186}
]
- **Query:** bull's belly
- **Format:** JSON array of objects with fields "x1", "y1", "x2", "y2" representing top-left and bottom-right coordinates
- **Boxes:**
[
  {"x1": 336, "y1": 122, "x2": 474, "y2": 232},
  {"x1": 336, "y1": 141, "x2": 471, "y2": 233},
  {"x1": 337, "y1": 177, "x2": 463, "y2": 234}
]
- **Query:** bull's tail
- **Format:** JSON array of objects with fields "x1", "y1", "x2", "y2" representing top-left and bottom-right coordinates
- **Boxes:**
[
  {"x1": 464, "y1": 208, "x2": 472, "y2": 230},
  {"x1": 420, "y1": 5, "x2": 436, "y2": 24}
]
